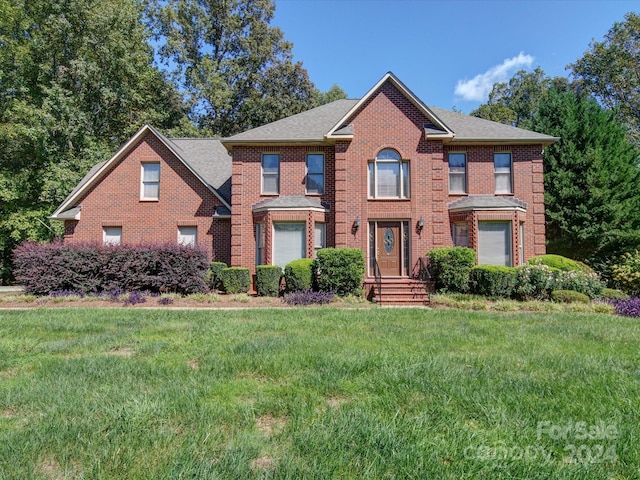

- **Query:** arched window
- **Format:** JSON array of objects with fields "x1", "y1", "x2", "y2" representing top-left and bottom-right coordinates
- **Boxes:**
[{"x1": 368, "y1": 149, "x2": 409, "y2": 198}]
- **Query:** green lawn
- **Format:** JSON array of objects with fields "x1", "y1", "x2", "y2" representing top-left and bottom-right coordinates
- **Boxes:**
[{"x1": 0, "y1": 307, "x2": 638, "y2": 479}]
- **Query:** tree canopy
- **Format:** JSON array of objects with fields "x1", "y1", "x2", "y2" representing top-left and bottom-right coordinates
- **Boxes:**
[
  {"x1": 145, "y1": 0, "x2": 317, "y2": 136},
  {"x1": 569, "y1": 12, "x2": 640, "y2": 143},
  {"x1": 0, "y1": 0, "x2": 187, "y2": 282},
  {"x1": 531, "y1": 86, "x2": 640, "y2": 265}
]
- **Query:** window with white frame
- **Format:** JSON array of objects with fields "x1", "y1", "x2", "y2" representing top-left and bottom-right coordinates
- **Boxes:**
[
  {"x1": 306, "y1": 153, "x2": 324, "y2": 194},
  {"x1": 452, "y1": 222, "x2": 469, "y2": 247},
  {"x1": 103, "y1": 226, "x2": 122, "y2": 245},
  {"x1": 314, "y1": 222, "x2": 326, "y2": 256},
  {"x1": 256, "y1": 223, "x2": 265, "y2": 265},
  {"x1": 262, "y1": 154, "x2": 280, "y2": 194},
  {"x1": 273, "y1": 223, "x2": 305, "y2": 269},
  {"x1": 141, "y1": 162, "x2": 160, "y2": 200},
  {"x1": 178, "y1": 226, "x2": 197, "y2": 246},
  {"x1": 368, "y1": 149, "x2": 409, "y2": 198},
  {"x1": 494, "y1": 153, "x2": 512, "y2": 194},
  {"x1": 478, "y1": 221, "x2": 512, "y2": 266},
  {"x1": 448, "y1": 153, "x2": 467, "y2": 194}
]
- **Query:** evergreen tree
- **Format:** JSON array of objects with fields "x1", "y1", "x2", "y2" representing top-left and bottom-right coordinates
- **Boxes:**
[{"x1": 531, "y1": 87, "x2": 640, "y2": 265}]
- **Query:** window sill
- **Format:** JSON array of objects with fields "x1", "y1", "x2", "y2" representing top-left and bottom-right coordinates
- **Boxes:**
[
  {"x1": 449, "y1": 192, "x2": 468, "y2": 196},
  {"x1": 367, "y1": 197, "x2": 411, "y2": 201},
  {"x1": 494, "y1": 192, "x2": 514, "y2": 196},
  {"x1": 140, "y1": 198, "x2": 159, "y2": 202}
]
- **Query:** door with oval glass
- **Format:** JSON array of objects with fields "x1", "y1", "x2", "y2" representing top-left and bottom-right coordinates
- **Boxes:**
[{"x1": 376, "y1": 222, "x2": 401, "y2": 276}]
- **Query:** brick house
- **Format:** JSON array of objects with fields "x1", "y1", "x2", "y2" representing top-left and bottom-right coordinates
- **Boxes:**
[{"x1": 52, "y1": 72, "x2": 557, "y2": 303}]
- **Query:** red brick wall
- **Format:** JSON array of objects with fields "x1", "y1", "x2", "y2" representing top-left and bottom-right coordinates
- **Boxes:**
[
  {"x1": 63, "y1": 131, "x2": 231, "y2": 264},
  {"x1": 231, "y1": 79, "x2": 545, "y2": 273}
]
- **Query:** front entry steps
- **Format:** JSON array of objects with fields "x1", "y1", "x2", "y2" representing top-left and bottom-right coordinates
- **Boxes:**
[{"x1": 365, "y1": 278, "x2": 430, "y2": 306}]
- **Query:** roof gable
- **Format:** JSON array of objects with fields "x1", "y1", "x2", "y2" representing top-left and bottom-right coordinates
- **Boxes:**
[
  {"x1": 51, "y1": 125, "x2": 232, "y2": 220},
  {"x1": 326, "y1": 72, "x2": 454, "y2": 140}
]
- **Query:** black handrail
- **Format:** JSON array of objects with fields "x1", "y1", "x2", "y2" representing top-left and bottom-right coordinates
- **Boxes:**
[
  {"x1": 372, "y1": 257, "x2": 382, "y2": 304},
  {"x1": 412, "y1": 256, "x2": 435, "y2": 293}
]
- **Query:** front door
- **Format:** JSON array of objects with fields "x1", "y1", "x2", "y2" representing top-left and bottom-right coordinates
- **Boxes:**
[{"x1": 376, "y1": 222, "x2": 402, "y2": 276}]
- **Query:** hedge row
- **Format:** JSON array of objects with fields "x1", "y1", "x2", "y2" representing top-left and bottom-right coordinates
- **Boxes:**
[
  {"x1": 14, "y1": 241, "x2": 209, "y2": 296},
  {"x1": 428, "y1": 248, "x2": 605, "y2": 300}
]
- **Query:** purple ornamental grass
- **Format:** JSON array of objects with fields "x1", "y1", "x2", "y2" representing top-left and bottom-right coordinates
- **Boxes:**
[
  {"x1": 612, "y1": 297, "x2": 640, "y2": 317},
  {"x1": 283, "y1": 289, "x2": 334, "y2": 306}
]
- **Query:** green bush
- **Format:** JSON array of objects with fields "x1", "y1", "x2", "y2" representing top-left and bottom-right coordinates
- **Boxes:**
[
  {"x1": 315, "y1": 248, "x2": 365, "y2": 297},
  {"x1": 206, "y1": 261, "x2": 228, "y2": 291},
  {"x1": 550, "y1": 270, "x2": 604, "y2": 299},
  {"x1": 469, "y1": 266, "x2": 517, "y2": 298},
  {"x1": 610, "y1": 250, "x2": 640, "y2": 296},
  {"x1": 220, "y1": 267, "x2": 250, "y2": 294},
  {"x1": 600, "y1": 288, "x2": 629, "y2": 300},
  {"x1": 428, "y1": 247, "x2": 476, "y2": 293},
  {"x1": 528, "y1": 254, "x2": 594, "y2": 273},
  {"x1": 255, "y1": 265, "x2": 282, "y2": 297},
  {"x1": 284, "y1": 258, "x2": 315, "y2": 292},
  {"x1": 513, "y1": 264, "x2": 554, "y2": 301},
  {"x1": 551, "y1": 289, "x2": 590, "y2": 304}
]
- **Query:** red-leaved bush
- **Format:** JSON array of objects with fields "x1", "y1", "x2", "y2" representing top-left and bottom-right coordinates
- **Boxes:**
[{"x1": 13, "y1": 241, "x2": 209, "y2": 296}]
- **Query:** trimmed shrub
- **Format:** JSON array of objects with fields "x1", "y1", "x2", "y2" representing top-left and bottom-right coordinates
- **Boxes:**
[
  {"x1": 551, "y1": 290, "x2": 590, "y2": 304},
  {"x1": 207, "y1": 262, "x2": 228, "y2": 291},
  {"x1": 255, "y1": 265, "x2": 282, "y2": 297},
  {"x1": 220, "y1": 267, "x2": 250, "y2": 294},
  {"x1": 610, "y1": 251, "x2": 640, "y2": 296},
  {"x1": 513, "y1": 264, "x2": 554, "y2": 301},
  {"x1": 283, "y1": 289, "x2": 334, "y2": 306},
  {"x1": 13, "y1": 241, "x2": 209, "y2": 296},
  {"x1": 528, "y1": 254, "x2": 594, "y2": 273},
  {"x1": 612, "y1": 297, "x2": 640, "y2": 317},
  {"x1": 315, "y1": 248, "x2": 365, "y2": 297},
  {"x1": 550, "y1": 270, "x2": 604, "y2": 299},
  {"x1": 428, "y1": 247, "x2": 476, "y2": 293},
  {"x1": 600, "y1": 288, "x2": 629, "y2": 300},
  {"x1": 469, "y1": 266, "x2": 517, "y2": 298},
  {"x1": 284, "y1": 258, "x2": 315, "y2": 292}
]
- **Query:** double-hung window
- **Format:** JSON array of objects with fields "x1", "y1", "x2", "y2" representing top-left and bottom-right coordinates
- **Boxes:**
[
  {"x1": 448, "y1": 153, "x2": 467, "y2": 194},
  {"x1": 141, "y1": 162, "x2": 160, "y2": 200},
  {"x1": 262, "y1": 154, "x2": 280, "y2": 194},
  {"x1": 314, "y1": 222, "x2": 326, "y2": 257},
  {"x1": 368, "y1": 149, "x2": 409, "y2": 198},
  {"x1": 452, "y1": 222, "x2": 469, "y2": 247},
  {"x1": 494, "y1": 153, "x2": 512, "y2": 194},
  {"x1": 306, "y1": 153, "x2": 324, "y2": 194}
]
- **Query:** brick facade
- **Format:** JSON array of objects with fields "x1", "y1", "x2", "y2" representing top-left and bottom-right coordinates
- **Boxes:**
[
  {"x1": 62, "y1": 131, "x2": 231, "y2": 265},
  {"x1": 56, "y1": 74, "x2": 551, "y2": 282}
]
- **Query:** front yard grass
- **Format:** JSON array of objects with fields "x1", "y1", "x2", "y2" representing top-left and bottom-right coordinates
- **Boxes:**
[{"x1": 0, "y1": 307, "x2": 637, "y2": 479}]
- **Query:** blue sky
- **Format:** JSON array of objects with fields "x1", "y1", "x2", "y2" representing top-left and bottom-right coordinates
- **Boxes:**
[{"x1": 273, "y1": 0, "x2": 638, "y2": 113}]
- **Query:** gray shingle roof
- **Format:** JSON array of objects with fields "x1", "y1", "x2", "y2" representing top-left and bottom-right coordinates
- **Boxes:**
[
  {"x1": 448, "y1": 195, "x2": 528, "y2": 211},
  {"x1": 224, "y1": 99, "x2": 358, "y2": 143},
  {"x1": 429, "y1": 107, "x2": 557, "y2": 144},
  {"x1": 168, "y1": 138, "x2": 232, "y2": 203},
  {"x1": 252, "y1": 196, "x2": 329, "y2": 212}
]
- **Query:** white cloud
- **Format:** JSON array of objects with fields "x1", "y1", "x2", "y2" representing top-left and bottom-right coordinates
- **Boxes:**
[{"x1": 454, "y1": 52, "x2": 535, "y2": 102}]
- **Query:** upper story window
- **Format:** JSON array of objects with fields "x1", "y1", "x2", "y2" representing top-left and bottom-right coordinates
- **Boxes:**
[
  {"x1": 141, "y1": 162, "x2": 160, "y2": 200},
  {"x1": 368, "y1": 149, "x2": 409, "y2": 198},
  {"x1": 262, "y1": 153, "x2": 280, "y2": 194},
  {"x1": 448, "y1": 153, "x2": 467, "y2": 194},
  {"x1": 306, "y1": 153, "x2": 324, "y2": 194},
  {"x1": 494, "y1": 152, "x2": 512, "y2": 194}
]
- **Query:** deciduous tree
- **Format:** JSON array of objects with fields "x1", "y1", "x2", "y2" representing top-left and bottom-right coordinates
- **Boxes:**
[{"x1": 146, "y1": 0, "x2": 316, "y2": 136}]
